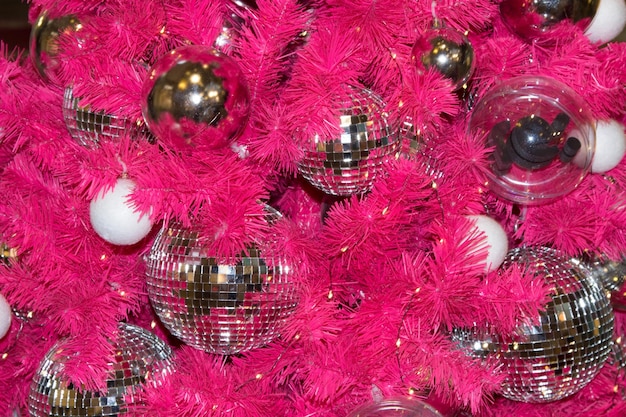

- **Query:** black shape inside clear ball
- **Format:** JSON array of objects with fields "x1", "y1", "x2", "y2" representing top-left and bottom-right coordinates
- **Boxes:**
[{"x1": 510, "y1": 115, "x2": 560, "y2": 168}]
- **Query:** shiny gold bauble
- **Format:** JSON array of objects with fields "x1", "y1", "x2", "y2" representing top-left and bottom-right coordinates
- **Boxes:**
[{"x1": 29, "y1": 12, "x2": 82, "y2": 81}]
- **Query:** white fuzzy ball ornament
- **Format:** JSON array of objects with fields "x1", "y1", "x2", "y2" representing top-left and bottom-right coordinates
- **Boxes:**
[
  {"x1": 89, "y1": 178, "x2": 153, "y2": 246},
  {"x1": 591, "y1": 119, "x2": 626, "y2": 173},
  {"x1": 585, "y1": 0, "x2": 626, "y2": 43},
  {"x1": 0, "y1": 293, "x2": 12, "y2": 339},
  {"x1": 465, "y1": 215, "x2": 509, "y2": 273}
]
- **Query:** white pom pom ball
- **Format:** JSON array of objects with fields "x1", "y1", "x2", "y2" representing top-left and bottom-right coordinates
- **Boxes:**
[
  {"x1": 90, "y1": 178, "x2": 153, "y2": 245},
  {"x1": 0, "y1": 293, "x2": 12, "y2": 339},
  {"x1": 585, "y1": 0, "x2": 626, "y2": 43},
  {"x1": 591, "y1": 119, "x2": 626, "y2": 173},
  {"x1": 466, "y1": 215, "x2": 509, "y2": 273}
]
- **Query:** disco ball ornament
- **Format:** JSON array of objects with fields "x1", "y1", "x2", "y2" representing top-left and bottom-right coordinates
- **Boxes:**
[
  {"x1": 453, "y1": 246, "x2": 614, "y2": 403},
  {"x1": 145, "y1": 218, "x2": 297, "y2": 355},
  {"x1": 500, "y1": 0, "x2": 599, "y2": 40},
  {"x1": 468, "y1": 75, "x2": 595, "y2": 204},
  {"x1": 141, "y1": 45, "x2": 250, "y2": 150},
  {"x1": 63, "y1": 87, "x2": 151, "y2": 148},
  {"x1": 411, "y1": 26, "x2": 475, "y2": 90},
  {"x1": 582, "y1": 254, "x2": 626, "y2": 312},
  {"x1": 28, "y1": 323, "x2": 174, "y2": 417},
  {"x1": 29, "y1": 12, "x2": 82, "y2": 82},
  {"x1": 297, "y1": 86, "x2": 398, "y2": 197},
  {"x1": 346, "y1": 398, "x2": 443, "y2": 417}
]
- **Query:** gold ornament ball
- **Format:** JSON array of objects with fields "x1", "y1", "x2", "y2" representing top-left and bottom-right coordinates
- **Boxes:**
[{"x1": 29, "y1": 12, "x2": 82, "y2": 82}]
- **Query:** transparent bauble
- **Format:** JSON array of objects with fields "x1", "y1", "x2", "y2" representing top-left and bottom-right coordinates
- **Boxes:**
[
  {"x1": 346, "y1": 398, "x2": 443, "y2": 417},
  {"x1": 28, "y1": 323, "x2": 174, "y2": 417},
  {"x1": 145, "y1": 214, "x2": 297, "y2": 355},
  {"x1": 453, "y1": 246, "x2": 614, "y2": 403},
  {"x1": 141, "y1": 45, "x2": 250, "y2": 150},
  {"x1": 63, "y1": 87, "x2": 151, "y2": 148},
  {"x1": 500, "y1": 0, "x2": 599, "y2": 40},
  {"x1": 411, "y1": 26, "x2": 475, "y2": 90},
  {"x1": 297, "y1": 86, "x2": 398, "y2": 197},
  {"x1": 468, "y1": 76, "x2": 595, "y2": 204}
]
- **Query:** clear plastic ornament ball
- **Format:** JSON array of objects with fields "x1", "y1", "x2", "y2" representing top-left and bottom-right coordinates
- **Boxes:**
[
  {"x1": 468, "y1": 76, "x2": 595, "y2": 204},
  {"x1": 453, "y1": 246, "x2": 614, "y2": 403},
  {"x1": 297, "y1": 86, "x2": 398, "y2": 197},
  {"x1": 145, "y1": 213, "x2": 297, "y2": 355},
  {"x1": 141, "y1": 45, "x2": 250, "y2": 150},
  {"x1": 28, "y1": 323, "x2": 174, "y2": 417},
  {"x1": 346, "y1": 398, "x2": 443, "y2": 417}
]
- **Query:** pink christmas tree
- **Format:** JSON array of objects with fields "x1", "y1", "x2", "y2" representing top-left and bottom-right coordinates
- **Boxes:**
[{"x1": 1, "y1": 0, "x2": 626, "y2": 416}]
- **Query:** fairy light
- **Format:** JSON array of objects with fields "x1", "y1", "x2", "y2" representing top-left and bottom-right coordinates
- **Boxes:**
[
  {"x1": 396, "y1": 339, "x2": 401, "y2": 348},
  {"x1": 341, "y1": 246, "x2": 349, "y2": 253},
  {"x1": 100, "y1": 254, "x2": 107, "y2": 261},
  {"x1": 382, "y1": 206, "x2": 389, "y2": 216},
  {"x1": 1, "y1": 353, "x2": 7, "y2": 360},
  {"x1": 256, "y1": 373, "x2": 263, "y2": 380},
  {"x1": 408, "y1": 387, "x2": 415, "y2": 395},
  {"x1": 150, "y1": 320, "x2": 157, "y2": 329},
  {"x1": 328, "y1": 290, "x2": 333, "y2": 299}
]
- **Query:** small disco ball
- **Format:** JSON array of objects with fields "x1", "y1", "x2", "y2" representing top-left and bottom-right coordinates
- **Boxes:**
[
  {"x1": 63, "y1": 87, "x2": 151, "y2": 148},
  {"x1": 411, "y1": 26, "x2": 475, "y2": 90},
  {"x1": 141, "y1": 45, "x2": 250, "y2": 150},
  {"x1": 28, "y1": 323, "x2": 174, "y2": 417},
  {"x1": 582, "y1": 254, "x2": 626, "y2": 312},
  {"x1": 468, "y1": 75, "x2": 595, "y2": 204},
  {"x1": 346, "y1": 398, "x2": 443, "y2": 417},
  {"x1": 297, "y1": 86, "x2": 398, "y2": 197},
  {"x1": 453, "y1": 246, "x2": 614, "y2": 403},
  {"x1": 500, "y1": 0, "x2": 599, "y2": 40},
  {"x1": 581, "y1": 254, "x2": 626, "y2": 293},
  {"x1": 145, "y1": 218, "x2": 297, "y2": 355},
  {"x1": 29, "y1": 11, "x2": 82, "y2": 82}
]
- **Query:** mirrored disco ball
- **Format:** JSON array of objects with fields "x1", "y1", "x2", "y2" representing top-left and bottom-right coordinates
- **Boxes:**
[
  {"x1": 63, "y1": 87, "x2": 151, "y2": 148},
  {"x1": 297, "y1": 86, "x2": 398, "y2": 197},
  {"x1": 582, "y1": 254, "x2": 626, "y2": 312},
  {"x1": 145, "y1": 221, "x2": 297, "y2": 355},
  {"x1": 346, "y1": 398, "x2": 443, "y2": 417},
  {"x1": 453, "y1": 246, "x2": 614, "y2": 403},
  {"x1": 582, "y1": 254, "x2": 626, "y2": 293},
  {"x1": 28, "y1": 323, "x2": 174, "y2": 417}
]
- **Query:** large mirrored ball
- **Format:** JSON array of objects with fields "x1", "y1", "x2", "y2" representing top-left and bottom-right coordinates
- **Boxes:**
[
  {"x1": 468, "y1": 76, "x2": 594, "y2": 204},
  {"x1": 453, "y1": 247, "x2": 614, "y2": 403},
  {"x1": 346, "y1": 398, "x2": 443, "y2": 417},
  {"x1": 29, "y1": 12, "x2": 82, "y2": 82},
  {"x1": 500, "y1": 0, "x2": 599, "y2": 40},
  {"x1": 411, "y1": 26, "x2": 475, "y2": 90},
  {"x1": 28, "y1": 323, "x2": 174, "y2": 417},
  {"x1": 297, "y1": 87, "x2": 398, "y2": 197},
  {"x1": 63, "y1": 88, "x2": 151, "y2": 148},
  {"x1": 141, "y1": 45, "x2": 250, "y2": 150},
  {"x1": 145, "y1": 221, "x2": 297, "y2": 355}
]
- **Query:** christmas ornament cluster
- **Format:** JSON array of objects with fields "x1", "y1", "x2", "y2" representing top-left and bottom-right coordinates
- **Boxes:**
[{"x1": 1, "y1": 0, "x2": 626, "y2": 416}]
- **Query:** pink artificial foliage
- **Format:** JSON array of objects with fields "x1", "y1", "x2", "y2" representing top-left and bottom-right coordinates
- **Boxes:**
[{"x1": 1, "y1": 0, "x2": 626, "y2": 416}]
